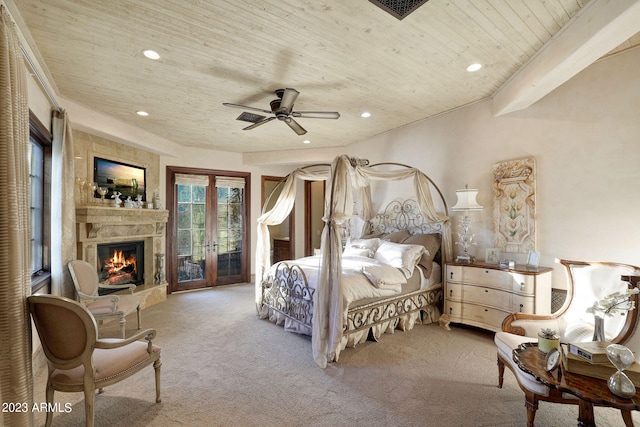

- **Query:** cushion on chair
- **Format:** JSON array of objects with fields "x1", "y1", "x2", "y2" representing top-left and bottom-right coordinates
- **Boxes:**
[
  {"x1": 50, "y1": 340, "x2": 160, "y2": 387},
  {"x1": 114, "y1": 294, "x2": 140, "y2": 312},
  {"x1": 85, "y1": 298, "x2": 120, "y2": 316}
]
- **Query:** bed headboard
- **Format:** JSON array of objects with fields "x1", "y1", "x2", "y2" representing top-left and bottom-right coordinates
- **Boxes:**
[{"x1": 368, "y1": 199, "x2": 445, "y2": 235}]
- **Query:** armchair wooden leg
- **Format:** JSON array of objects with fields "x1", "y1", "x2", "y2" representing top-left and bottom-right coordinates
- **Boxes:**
[
  {"x1": 497, "y1": 355, "x2": 505, "y2": 388},
  {"x1": 119, "y1": 316, "x2": 126, "y2": 339},
  {"x1": 524, "y1": 390, "x2": 539, "y2": 427},
  {"x1": 154, "y1": 359, "x2": 162, "y2": 403},
  {"x1": 45, "y1": 381, "x2": 54, "y2": 427},
  {"x1": 84, "y1": 384, "x2": 95, "y2": 427}
]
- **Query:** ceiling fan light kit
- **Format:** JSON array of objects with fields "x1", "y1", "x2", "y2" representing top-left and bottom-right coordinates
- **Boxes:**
[{"x1": 223, "y1": 88, "x2": 340, "y2": 136}]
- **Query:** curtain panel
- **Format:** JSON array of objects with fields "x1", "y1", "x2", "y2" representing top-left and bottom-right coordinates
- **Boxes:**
[
  {"x1": 0, "y1": 5, "x2": 34, "y2": 426},
  {"x1": 51, "y1": 110, "x2": 77, "y2": 299}
]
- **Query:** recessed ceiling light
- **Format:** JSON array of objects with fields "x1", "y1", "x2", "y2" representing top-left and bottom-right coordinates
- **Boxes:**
[
  {"x1": 302, "y1": 140, "x2": 311, "y2": 144},
  {"x1": 466, "y1": 63, "x2": 482, "y2": 72},
  {"x1": 361, "y1": 112, "x2": 371, "y2": 118},
  {"x1": 143, "y1": 49, "x2": 160, "y2": 60},
  {"x1": 136, "y1": 110, "x2": 149, "y2": 116}
]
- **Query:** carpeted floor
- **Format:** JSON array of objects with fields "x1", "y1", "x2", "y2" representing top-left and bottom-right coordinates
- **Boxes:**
[{"x1": 34, "y1": 283, "x2": 638, "y2": 426}]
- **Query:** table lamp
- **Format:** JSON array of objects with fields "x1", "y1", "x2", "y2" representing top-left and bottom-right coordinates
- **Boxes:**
[{"x1": 451, "y1": 187, "x2": 483, "y2": 263}]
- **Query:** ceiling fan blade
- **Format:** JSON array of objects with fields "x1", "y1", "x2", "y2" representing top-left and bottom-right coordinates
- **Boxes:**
[
  {"x1": 242, "y1": 117, "x2": 275, "y2": 130},
  {"x1": 284, "y1": 117, "x2": 307, "y2": 135},
  {"x1": 223, "y1": 103, "x2": 272, "y2": 115},
  {"x1": 291, "y1": 111, "x2": 341, "y2": 119},
  {"x1": 279, "y1": 88, "x2": 299, "y2": 113}
]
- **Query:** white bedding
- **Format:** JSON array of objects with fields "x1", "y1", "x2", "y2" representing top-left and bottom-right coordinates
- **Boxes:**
[{"x1": 268, "y1": 254, "x2": 436, "y2": 309}]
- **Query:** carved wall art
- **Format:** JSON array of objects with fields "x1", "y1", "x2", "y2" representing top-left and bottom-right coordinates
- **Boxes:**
[{"x1": 492, "y1": 157, "x2": 536, "y2": 253}]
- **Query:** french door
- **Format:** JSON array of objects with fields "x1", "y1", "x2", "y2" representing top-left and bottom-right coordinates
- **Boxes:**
[{"x1": 167, "y1": 167, "x2": 250, "y2": 292}]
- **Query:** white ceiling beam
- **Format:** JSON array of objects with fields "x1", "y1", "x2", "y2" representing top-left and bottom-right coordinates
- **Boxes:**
[{"x1": 492, "y1": 0, "x2": 640, "y2": 116}]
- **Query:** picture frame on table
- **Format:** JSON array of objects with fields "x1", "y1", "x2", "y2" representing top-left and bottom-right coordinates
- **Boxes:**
[
  {"x1": 527, "y1": 250, "x2": 541, "y2": 268},
  {"x1": 485, "y1": 248, "x2": 500, "y2": 264}
]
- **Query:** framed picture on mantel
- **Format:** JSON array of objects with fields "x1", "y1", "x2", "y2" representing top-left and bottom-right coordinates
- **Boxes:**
[{"x1": 94, "y1": 157, "x2": 146, "y2": 201}]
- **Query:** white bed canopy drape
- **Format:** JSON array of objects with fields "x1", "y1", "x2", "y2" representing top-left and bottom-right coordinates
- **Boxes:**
[{"x1": 256, "y1": 155, "x2": 452, "y2": 368}]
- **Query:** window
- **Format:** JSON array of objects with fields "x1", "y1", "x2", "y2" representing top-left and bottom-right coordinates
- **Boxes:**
[{"x1": 29, "y1": 111, "x2": 52, "y2": 292}]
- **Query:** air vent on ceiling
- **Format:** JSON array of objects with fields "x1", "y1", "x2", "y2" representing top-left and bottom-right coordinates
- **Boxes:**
[
  {"x1": 236, "y1": 112, "x2": 266, "y2": 123},
  {"x1": 369, "y1": 0, "x2": 429, "y2": 20}
]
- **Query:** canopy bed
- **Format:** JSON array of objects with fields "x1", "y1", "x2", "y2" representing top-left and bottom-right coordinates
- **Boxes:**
[{"x1": 256, "y1": 155, "x2": 453, "y2": 367}]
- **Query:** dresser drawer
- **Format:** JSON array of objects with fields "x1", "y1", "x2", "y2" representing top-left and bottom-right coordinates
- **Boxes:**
[
  {"x1": 511, "y1": 294, "x2": 534, "y2": 313},
  {"x1": 463, "y1": 266, "x2": 512, "y2": 289},
  {"x1": 462, "y1": 304, "x2": 510, "y2": 330},
  {"x1": 446, "y1": 265, "x2": 463, "y2": 283},
  {"x1": 511, "y1": 273, "x2": 535, "y2": 294},
  {"x1": 444, "y1": 300, "x2": 509, "y2": 331},
  {"x1": 457, "y1": 283, "x2": 511, "y2": 310}
]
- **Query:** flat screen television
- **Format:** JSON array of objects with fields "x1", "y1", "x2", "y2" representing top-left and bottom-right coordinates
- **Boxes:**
[{"x1": 93, "y1": 157, "x2": 146, "y2": 201}]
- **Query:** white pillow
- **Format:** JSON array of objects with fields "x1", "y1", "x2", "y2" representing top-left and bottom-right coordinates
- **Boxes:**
[
  {"x1": 346, "y1": 238, "x2": 381, "y2": 253},
  {"x1": 344, "y1": 246, "x2": 374, "y2": 258},
  {"x1": 361, "y1": 264, "x2": 406, "y2": 292},
  {"x1": 374, "y1": 241, "x2": 426, "y2": 279}
]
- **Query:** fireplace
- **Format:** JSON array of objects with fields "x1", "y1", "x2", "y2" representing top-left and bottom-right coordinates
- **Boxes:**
[
  {"x1": 97, "y1": 240, "x2": 144, "y2": 291},
  {"x1": 75, "y1": 206, "x2": 169, "y2": 307}
]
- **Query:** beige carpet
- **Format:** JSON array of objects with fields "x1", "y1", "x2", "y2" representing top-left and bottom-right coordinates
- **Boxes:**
[{"x1": 34, "y1": 283, "x2": 638, "y2": 426}]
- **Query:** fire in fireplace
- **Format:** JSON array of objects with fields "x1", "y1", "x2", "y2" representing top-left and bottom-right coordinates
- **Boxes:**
[{"x1": 97, "y1": 241, "x2": 144, "y2": 293}]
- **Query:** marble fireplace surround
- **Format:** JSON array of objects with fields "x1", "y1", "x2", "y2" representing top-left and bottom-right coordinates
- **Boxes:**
[{"x1": 75, "y1": 206, "x2": 168, "y2": 308}]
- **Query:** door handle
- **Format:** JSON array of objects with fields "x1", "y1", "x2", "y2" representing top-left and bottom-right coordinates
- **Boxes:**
[{"x1": 205, "y1": 242, "x2": 219, "y2": 253}]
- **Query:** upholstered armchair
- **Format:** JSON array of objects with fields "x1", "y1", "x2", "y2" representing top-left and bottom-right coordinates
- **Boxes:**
[
  {"x1": 495, "y1": 259, "x2": 640, "y2": 426},
  {"x1": 28, "y1": 295, "x2": 161, "y2": 427},
  {"x1": 68, "y1": 259, "x2": 141, "y2": 338}
]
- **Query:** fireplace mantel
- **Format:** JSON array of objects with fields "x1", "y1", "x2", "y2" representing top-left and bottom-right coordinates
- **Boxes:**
[
  {"x1": 75, "y1": 206, "x2": 169, "y2": 308},
  {"x1": 76, "y1": 206, "x2": 168, "y2": 241}
]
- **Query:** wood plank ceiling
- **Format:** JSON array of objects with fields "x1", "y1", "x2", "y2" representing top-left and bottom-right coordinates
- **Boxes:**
[{"x1": 10, "y1": 0, "x2": 640, "y2": 153}]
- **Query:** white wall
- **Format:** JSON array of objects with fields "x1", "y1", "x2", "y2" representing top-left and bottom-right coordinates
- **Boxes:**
[{"x1": 345, "y1": 47, "x2": 640, "y2": 289}]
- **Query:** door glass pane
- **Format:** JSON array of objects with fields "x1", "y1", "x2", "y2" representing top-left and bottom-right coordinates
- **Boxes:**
[
  {"x1": 217, "y1": 184, "x2": 243, "y2": 279},
  {"x1": 177, "y1": 183, "x2": 207, "y2": 283}
]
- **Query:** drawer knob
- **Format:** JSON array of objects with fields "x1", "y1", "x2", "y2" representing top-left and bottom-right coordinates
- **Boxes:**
[
  {"x1": 520, "y1": 282, "x2": 525, "y2": 290},
  {"x1": 450, "y1": 271, "x2": 454, "y2": 280},
  {"x1": 485, "y1": 289, "x2": 489, "y2": 293},
  {"x1": 449, "y1": 289, "x2": 453, "y2": 297},
  {"x1": 449, "y1": 307, "x2": 453, "y2": 315},
  {"x1": 519, "y1": 303, "x2": 524, "y2": 312}
]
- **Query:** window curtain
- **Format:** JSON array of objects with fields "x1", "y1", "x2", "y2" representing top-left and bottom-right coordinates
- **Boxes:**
[
  {"x1": 51, "y1": 110, "x2": 77, "y2": 299},
  {"x1": 0, "y1": 5, "x2": 34, "y2": 426},
  {"x1": 175, "y1": 173, "x2": 210, "y2": 187}
]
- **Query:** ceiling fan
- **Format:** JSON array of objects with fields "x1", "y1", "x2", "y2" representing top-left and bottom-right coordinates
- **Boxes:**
[{"x1": 223, "y1": 88, "x2": 340, "y2": 135}]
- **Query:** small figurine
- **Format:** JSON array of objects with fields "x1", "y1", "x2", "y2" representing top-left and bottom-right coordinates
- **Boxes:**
[
  {"x1": 124, "y1": 196, "x2": 134, "y2": 208},
  {"x1": 135, "y1": 195, "x2": 143, "y2": 208},
  {"x1": 112, "y1": 191, "x2": 122, "y2": 207}
]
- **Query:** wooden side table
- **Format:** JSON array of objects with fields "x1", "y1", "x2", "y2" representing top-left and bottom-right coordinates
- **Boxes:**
[{"x1": 514, "y1": 343, "x2": 640, "y2": 426}]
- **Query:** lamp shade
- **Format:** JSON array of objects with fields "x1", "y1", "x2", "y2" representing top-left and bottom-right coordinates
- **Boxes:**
[{"x1": 451, "y1": 189, "x2": 483, "y2": 211}]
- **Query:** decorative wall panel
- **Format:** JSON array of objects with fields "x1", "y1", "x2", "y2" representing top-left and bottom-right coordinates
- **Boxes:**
[{"x1": 492, "y1": 157, "x2": 536, "y2": 253}]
